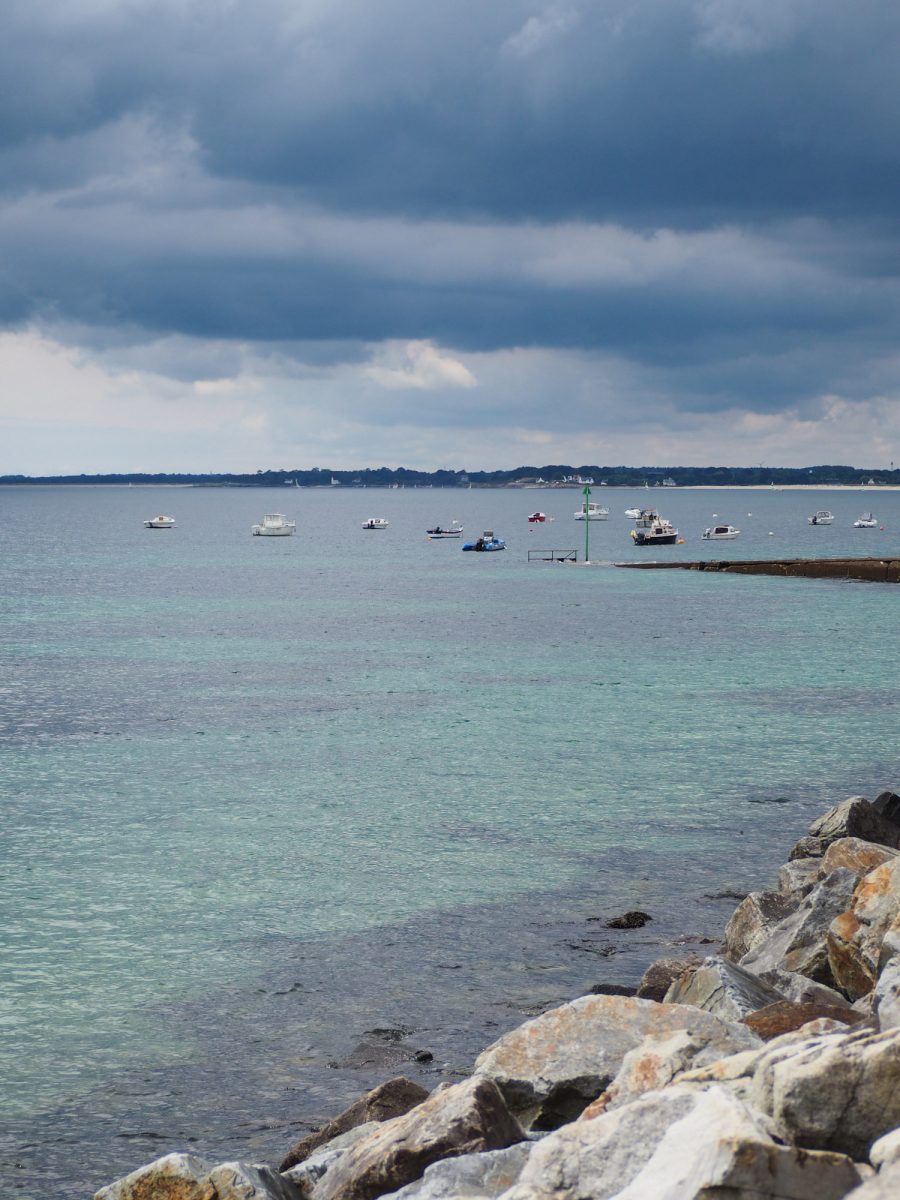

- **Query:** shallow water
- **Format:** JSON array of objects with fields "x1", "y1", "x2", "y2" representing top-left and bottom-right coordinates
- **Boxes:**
[{"x1": 1, "y1": 484, "x2": 898, "y2": 1197}]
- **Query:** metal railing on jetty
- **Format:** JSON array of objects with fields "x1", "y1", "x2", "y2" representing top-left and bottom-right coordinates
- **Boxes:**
[{"x1": 527, "y1": 548, "x2": 578, "y2": 562}]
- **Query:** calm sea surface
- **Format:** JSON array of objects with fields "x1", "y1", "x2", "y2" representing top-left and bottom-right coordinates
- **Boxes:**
[{"x1": 1, "y1": 484, "x2": 898, "y2": 1198}]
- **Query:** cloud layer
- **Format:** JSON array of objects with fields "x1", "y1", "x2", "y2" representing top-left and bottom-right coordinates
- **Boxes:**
[{"x1": 2, "y1": 1, "x2": 900, "y2": 471}]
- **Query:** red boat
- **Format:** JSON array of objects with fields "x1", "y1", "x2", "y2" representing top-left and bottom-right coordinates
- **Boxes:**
[{"x1": 527, "y1": 511, "x2": 546, "y2": 523}]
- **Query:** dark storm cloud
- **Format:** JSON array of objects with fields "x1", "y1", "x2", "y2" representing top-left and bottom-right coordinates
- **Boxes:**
[{"x1": 2, "y1": 0, "x2": 900, "y2": 440}]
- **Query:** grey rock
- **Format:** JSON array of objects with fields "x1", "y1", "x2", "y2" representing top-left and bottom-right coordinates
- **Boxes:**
[
  {"x1": 844, "y1": 1161, "x2": 900, "y2": 1199},
  {"x1": 740, "y1": 868, "x2": 858, "y2": 987},
  {"x1": 285, "y1": 1126, "x2": 383, "y2": 1198},
  {"x1": 663, "y1": 956, "x2": 786, "y2": 1021},
  {"x1": 722, "y1": 891, "x2": 799, "y2": 961},
  {"x1": 756, "y1": 967, "x2": 852, "y2": 1009},
  {"x1": 873, "y1": 956, "x2": 900, "y2": 1031},
  {"x1": 777, "y1": 857, "x2": 821, "y2": 899},
  {"x1": 280, "y1": 1078, "x2": 430, "y2": 1170},
  {"x1": 313, "y1": 1077, "x2": 524, "y2": 1200},
  {"x1": 207, "y1": 1162, "x2": 304, "y2": 1199},
  {"x1": 808, "y1": 796, "x2": 900, "y2": 851},
  {"x1": 870, "y1": 1127, "x2": 900, "y2": 1169},
  {"x1": 635, "y1": 957, "x2": 702, "y2": 1003},
  {"x1": 380, "y1": 1144, "x2": 531, "y2": 1200},
  {"x1": 474, "y1": 994, "x2": 755, "y2": 1129},
  {"x1": 503, "y1": 1084, "x2": 863, "y2": 1200},
  {"x1": 872, "y1": 790, "x2": 900, "y2": 824},
  {"x1": 828, "y1": 857, "x2": 900, "y2": 999},
  {"x1": 788, "y1": 836, "x2": 828, "y2": 861}
]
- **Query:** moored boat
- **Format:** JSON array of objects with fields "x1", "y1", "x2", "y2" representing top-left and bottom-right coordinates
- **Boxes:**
[
  {"x1": 574, "y1": 500, "x2": 609, "y2": 521},
  {"x1": 362, "y1": 517, "x2": 389, "y2": 530},
  {"x1": 527, "y1": 511, "x2": 546, "y2": 523},
  {"x1": 853, "y1": 513, "x2": 878, "y2": 528},
  {"x1": 462, "y1": 530, "x2": 505, "y2": 552},
  {"x1": 426, "y1": 520, "x2": 463, "y2": 538},
  {"x1": 808, "y1": 511, "x2": 834, "y2": 525},
  {"x1": 144, "y1": 515, "x2": 175, "y2": 529},
  {"x1": 630, "y1": 509, "x2": 678, "y2": 545},
  {"x1": 702, "y1": 524, "x2": 740, "y2": 540},
  {"x1": 252, "y1": 513, "x2": 296, "y2": 536},
  {"x1": 624, "y1": 507, "x2": 642, "y2": 519}
]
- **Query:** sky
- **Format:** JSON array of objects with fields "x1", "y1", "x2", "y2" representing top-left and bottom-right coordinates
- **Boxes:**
[{"x1": 2, "y1": 0, "x2": 900, "y2": 474}]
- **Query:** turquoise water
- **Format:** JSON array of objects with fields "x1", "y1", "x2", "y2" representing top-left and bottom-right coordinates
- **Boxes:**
[{"x1": 1, "y1": 485, "x2": 898, "y2": 1197}]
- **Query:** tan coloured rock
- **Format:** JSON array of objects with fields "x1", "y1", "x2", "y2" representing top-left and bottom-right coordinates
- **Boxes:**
[
  {"x1": 828, "y1": 857, "x2": 900, "y2": 999},
  {"x1": 313, "y1": 1077, "x2": 524, "y2": 1200},
  {"x1": 741, "y1": 999, "x2": 864, "y2": 1041},
  {"x1": 473, "y1": 994, "x2": 758, "y2": 1129},
  {"x1": 94, "y1": 1153, "x2": 215, "y2": 1200},
  {"x1": 722, "y1": 891, "x2": 798, "y2": 961},
  {"x1": 819, "y1": 837, "x2": 899, "y2": 880},
  {"x1": 280, "y1": 1078, "x2": 430, "y2": 1170}
]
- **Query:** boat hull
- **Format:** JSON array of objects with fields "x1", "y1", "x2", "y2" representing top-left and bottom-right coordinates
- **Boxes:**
[
  {"x1": 632, "y1": 532, "x2": 678, "y2": 545},
  {"x1": 252, "y1": 527, "x2": 294, "y2": 536}
]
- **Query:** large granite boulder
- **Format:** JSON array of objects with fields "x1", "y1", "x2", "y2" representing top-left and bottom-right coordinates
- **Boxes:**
[
  {"x1": 663, "y1": 956, "x2": 785, "y2": 1021},
  {"x1": 313, "y1": 1077, "x2": 524, "y2": 1200},
  {"x1": 502, "y1": 1084, "x2": 862, "y2": 1200},
  {"x1": 807, "y1": 797, "x2": 900, "y2": 852},
  {"x1": 580, "y1": 1019, "x2": 760, "y2": 1116},
  {"x1": 741, "y1": 999, "x2": 865, "y2": 1041},
  {"x1": 739, "y1": 868, "x2": 858, "y2": 987},
  {"x1": 377, "y1": 1144, "x2": 530, "y2": 1200},
  {"x1": 207, "y1": 1163, "x2": 304, "y2": 1199},
  {"x1": 828, "y1": 857, "x2": 900, "y2": 999},
  {"x1": 845, "y1": 1162, "x2": 900, "y2": 1199},
  {"x1": 280, "y1": 1078, "x2": 430, "y2": 1171},
  {"x1": 873, "y1": 956, "x2": 900, "y2": 1032},
  {"x1": 94, "y1": 1153, "x2": 215, "y2": 1200},
  {"x1": 777, "y1": 857, "x2": 821, "y2": 898},
  {"x1": 819, "y1": 838, "x2": 899, "y2": 881},
  {"x1": 473, "y1": 994, "x2": 756, "y2": 1129},
  {"x1": 754, "y1": 966, "x2": 852, "y2": 1009},
  {"x1": 722, "y1": 891, "x2": 798, "y2": 961}
]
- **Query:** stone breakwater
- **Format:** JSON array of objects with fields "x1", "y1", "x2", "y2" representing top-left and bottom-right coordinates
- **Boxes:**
[{"x1": 96, "y1": 792, "x2": 900, "y2": 1200}]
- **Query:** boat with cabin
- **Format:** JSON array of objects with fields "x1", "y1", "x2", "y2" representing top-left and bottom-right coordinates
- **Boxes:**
[
  {"x1": 144, "y1": 515, "x2": 176, "y2": 529},
  {"x1": 630, "y1": 509, "x2": 679, "y2": 546},
  {"x1": 574, "y1": 500, "x2": 609, "y2": 521},
  {"x1": 808, "y1": 511, "x2": 834, "y2": 525},
  {"x1": 854, "y1": 513, "x2": 878, "y2": 528},
  {"x1": 702, "y1": 524, "x2": 740, "y2": 540},
  {"x1": 362, "y1": 517, "x2": 389, "y2": 530},
  {"x1": 252, "y1": 513, "x2": 296, "y2": 536},
  {"x1": 527, "y1": 511, "x2": 546, "y2": 523}
]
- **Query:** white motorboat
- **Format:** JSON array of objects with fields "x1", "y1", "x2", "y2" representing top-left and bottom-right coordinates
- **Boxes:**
[
  {"x1": 574, "y1": 501, "x2": 609, "y2": 521},
  {"x1": 426, "y1": 520, "x2": 463, "y2": 538},
  {"x1": 252, "y1": 513, "x2": 296, "y2": 536},
  {"x1": 362, "y1": 517, "x2": 389, "y2": 530},
  {"x1": 854, "y1": 513, "x2": 878, "y2": 528},
  {"x1": 624, "y1": 507, "x2": 642, "y2": 519},
  {"x1": 630, "y1": 509, "x2": 679, "y2": 545},
  {"x1": 702, "y1": 524, "x2": 740, "y2": 540},
  {"x1": 808, "y1": 511, "x2": 834, "y2": 525},
  {"x1": 144, "y1": 515, "x2": 175, "y2": 529}
]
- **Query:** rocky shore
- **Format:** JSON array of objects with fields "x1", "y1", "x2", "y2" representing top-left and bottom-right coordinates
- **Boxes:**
[{"x1": 96, "y1": 792, "x2": 900, "y2": 1200}]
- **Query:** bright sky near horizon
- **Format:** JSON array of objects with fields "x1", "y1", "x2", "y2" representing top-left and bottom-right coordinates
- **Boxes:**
[{"x1": 2, "y1": 1, "x2": 900, "y2": 474}]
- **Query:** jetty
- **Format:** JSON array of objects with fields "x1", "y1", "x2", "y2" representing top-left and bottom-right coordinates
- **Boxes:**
[{"x1": 618, "y1": 556, "x2": 900, "y2": 582}]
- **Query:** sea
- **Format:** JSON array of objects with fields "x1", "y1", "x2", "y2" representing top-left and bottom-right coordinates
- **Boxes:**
[{"x1": 1, "y1": 483, "x2": 898, "y2": 1198}]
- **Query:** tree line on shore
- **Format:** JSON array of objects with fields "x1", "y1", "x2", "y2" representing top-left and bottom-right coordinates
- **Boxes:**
[{"x1": 2, "y1": 463, "x2": 898, "y2": 488}]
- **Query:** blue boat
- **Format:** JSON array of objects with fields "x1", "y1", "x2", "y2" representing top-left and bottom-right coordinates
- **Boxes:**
[{"x1": 462, "y1": 530, "x2": 506, "y2": 552}]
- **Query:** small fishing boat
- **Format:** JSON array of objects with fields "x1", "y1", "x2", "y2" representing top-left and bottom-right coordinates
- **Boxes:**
[
  {"x1": 574, "y1": 500, "x2": 609, "y2": 521},
  {"x1": 144, "y1": 515, "x2": 175, "y2": 529},
  {"x1": 426, "y1": 520, "x2": 463, "y2": 538},
  {"x1": 702, "y1": 524, "x2": 740, "y2": 540},
  {"x1": 252, "y1": 513, "x2": 296, "y2": 536},
  {"x1": 462, "y1": 530, "x2": 506, "y2": 552},
  {"x1": 854, "y1": 513, "x2": 878, "y2": 528},
  {"x1": 527, "y1": 511, "x2": 546, "y2": 523},
  {"x1": 808, "y1": 511, "x2": 834, "y2": 525},
  {"x1": 362, "y1": 517, "x2": 389, "y2": 530},
  {"x1": 630, "y1": 509, "x2": 679, "y2": 546},
  {"x1": 624, "y1": 507, "x2": 642, "y2": 519}
]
